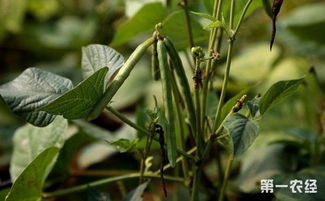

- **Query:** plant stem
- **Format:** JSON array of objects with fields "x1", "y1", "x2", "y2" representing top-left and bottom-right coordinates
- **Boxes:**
[
  {"x1": 201, "y1": 0, "x2": 223, "y2": 137},
  {"x1": 43, "y1": 173, "x2": 184, "y2": 198},
  {"x1": 182, "y1": 0, "x2": 195, "y2": 48},
  {"x1": 140, "y1": 133, "x2": 153, "y2": 183},
  {"x1": 190, "y1": 166, "x2": 201, "y2": 201},
  {"x1": 218, "y1": 156, "x2": 233, "y2": 201},
  {"x1": 154, "y1": 146, "x2": 197, "y2": 174},
  {"x1": 233, "y1": 0, "x2": 253, "y2": 38},
  {"x1": 105, "y1": 106, "x2": 196, "y2": 161},
  {"x1": 212, "y1": 0, "x2": 236, "y2": 133}
]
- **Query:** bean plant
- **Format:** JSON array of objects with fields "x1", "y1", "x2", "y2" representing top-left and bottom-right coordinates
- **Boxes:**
[{"x1": 0, "y1": 0, "x2": 324, "y2": 201}]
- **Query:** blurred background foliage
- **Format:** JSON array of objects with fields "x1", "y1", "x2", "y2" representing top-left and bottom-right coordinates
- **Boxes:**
[{"x1": 0, "y1": 0, "x2": 324, "y2": 200}]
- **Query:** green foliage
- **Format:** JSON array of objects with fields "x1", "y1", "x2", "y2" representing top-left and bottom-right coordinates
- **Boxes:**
[
  {"x1": 0, "y1": 1, "x2": 324, "y2": 201},
  {"x1": 0, "y1": 68, "x2": 73, "y2": 127},
  {"x1": 5, "y1": 147, "x2": 59, "y2": 201},
  {"x1": 10, "y1": 116, "x2": 68, "y2": 181},
  {"x1": 111, "y1": 2, "x2": 167, "y2": 47},
  {"x1": 224, "y1": 113, "x2": 259, "y2": 156},
  {"x1": 259, "y1": 78, "x2": 304, "y2": 114},
  {"x1": 204, "y1": 0, "x2": 262, "y2": 25},
  {"x1": 161, "y1": 11, "x2": 207, "y2": 50},
  {"x1": 82, "y1": 44, "x2": 124, "y2": 81},
  {"x1": 41, "y1": 68, "x2": 108, "y2": 119}
]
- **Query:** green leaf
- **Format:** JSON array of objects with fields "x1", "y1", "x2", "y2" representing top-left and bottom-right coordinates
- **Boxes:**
[
  {"x1": 10, "y1": 116, "x2": 68, "y2": 181},
  {"x1": 218, "y1": 89, "x2": 248, "y2": 126},
  {"x1": 0, "y1": 189, "x2": 10, "y2": 201},
  {"x1": 224, "y1": 113, "x2": 259, "y2": 156},
  {"x1": 124, "y1": 181, "x2": 149, "y2": 201},
  {"x1": 88, "y1": 188, "x2": 111, "y2": 201},
  {"x1": 190, "y1": 11, "x2": 216, "y2": 21},
  {"x1": 5, "y1": 147, "x2": 59, "y2": 201},
  {"x1": 82, "y1": 44, "x2": 124, "y2": 82},
  {"x1": 110, "y1": 2, "x2": 167, "y2": 47},
  {"x1": 259, "y1": 78, "x2": 304, "y2": 114},
  {"x1": 161, "y1": 11, "x2": 208, "y2": 50},
  {"x1": 41, "y1": 67, "x2": 108, "y2": 119},
  {"x1": 0, "y1": 67, "x2": 73, "y2": 127},
  {"x1": 247, "y1": 96, "x2": 260, "y2": 118}
]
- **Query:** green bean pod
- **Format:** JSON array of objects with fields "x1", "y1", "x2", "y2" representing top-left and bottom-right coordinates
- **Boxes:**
[
  {"x1": 162, "y1": 37, "x2": 197, "y2": 135},
  {"x1": 151, "y1": 40, "x2": 160, "y2": 80},
  {"x1": 89, "y1": 37, "x2": 154, "y2": 120},
  {"x1": 157, "y1": 39, "x2": 176, "y2": 167}
]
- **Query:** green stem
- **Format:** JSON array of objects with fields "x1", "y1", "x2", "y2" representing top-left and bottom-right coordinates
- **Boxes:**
[
  {"x1": 233, "y1": 0, "x2": 253, "y2": 38},
  {"x1": 212, "y1": 0, "x2": 236, "y2": 133},
  {"x1": 218, "y1": 156, "x2": 233, "y2": 201},
  {"x1": 154, "y1": 146, "x2": 197, "y2": 174},
  {"x1": 140, "y1": 134, "x2": 153, "y2": 183},
  {"x1": 105, "y1": 106, "x2": 196, "y2": 161},
  {"x1": 201, "y1": 0, "x2": 223, "y2": 138},
  {"x1": 43, "y1": 173, "x2": 184, "y2": 198},
  {"x1": 183, "y1": 0, "x2": 195, "y2": 48},
  {"x1": 190, "y1": 166, "x2": 201, "y2": 201}
]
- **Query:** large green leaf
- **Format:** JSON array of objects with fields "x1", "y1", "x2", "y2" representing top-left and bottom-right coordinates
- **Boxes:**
[
  {"x1": 124, "y1": 181, "x2": 149, "y2": 201},
  {"x1": 110, "y1": 2, "x2": 167, "y2": 47},
  {"x1": 0, "y1": 67, "x2": 73, "y2": 127},
  {"x1": 259, "y1": 78, "x2": 304, "y2": 114},
  {"x1": 41, "y1": 67, "x2": 108, "y2": 119},
  {"x1": 161, "y1": 10, "x2": 208, "y2": 50},
  {"x1": 10, "y1": 116, "x2": 68, "y2": 181},
  {"x1": 224, "y1": 113, "x2": 259, "y2": 156},
  {"x1": 82, "y1": 44, "x2": 124, "y2": 82},
  {"x1": 5, "y1": 147, "x2": 59, "y2": 201}
]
